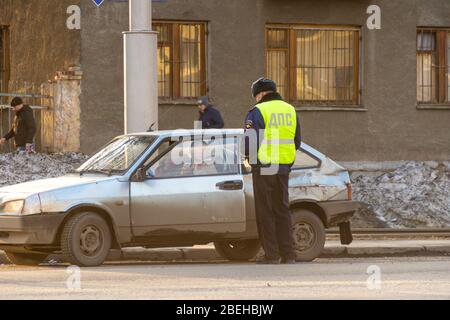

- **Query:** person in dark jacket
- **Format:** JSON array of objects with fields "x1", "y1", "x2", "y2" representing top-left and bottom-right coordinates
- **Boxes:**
[
  {"x1": 197, "y1": 96, "x2": 224, "y2": 129},
  {"x1": 0, "y1": 97, "x2": 36, "y2": 152},
  {"x1": 244, "y1": 78, "x2": 301, "y2": 265},
  {"x1": 244, "y1": 81, "x2": 301, "y2": 175}
]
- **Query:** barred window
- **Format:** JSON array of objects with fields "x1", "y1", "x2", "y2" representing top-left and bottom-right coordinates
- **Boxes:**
[
  {"x1": 266, "y1": 25, "x2": 361, "y2": 106},
  {"x1": 417, "y1": 28, "x2": 450, "y2": 104},
  {"x1": 154, "y1": 22, "x2": 207, "y2": 99}
]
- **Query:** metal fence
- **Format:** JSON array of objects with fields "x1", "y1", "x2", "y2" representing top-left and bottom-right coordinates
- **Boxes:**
[{"x1": 0, "y1": 80, "x2": 54, "y2": 153}]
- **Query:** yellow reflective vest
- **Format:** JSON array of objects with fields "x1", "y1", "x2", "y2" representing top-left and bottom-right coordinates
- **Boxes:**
[{"x1": 256, "y1": 100, "x2": 297, "y2": 165}]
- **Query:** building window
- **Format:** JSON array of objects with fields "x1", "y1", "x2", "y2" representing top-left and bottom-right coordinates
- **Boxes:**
[
  {"x1": 0, "y1": 26, "x2": 10, "y2": 94},
  {"x1": 417, "y1": 28, "x2": 450, "y2": 105},
  {"x1": 266, "y1": 25, "x2": 361, "y2": 106},
  {"x1": 154, "y1": 22, "x2": 207, "y2": 100}
]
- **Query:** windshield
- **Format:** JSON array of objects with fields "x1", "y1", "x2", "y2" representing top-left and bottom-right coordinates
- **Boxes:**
[{"x1": 77, "y1": 136, "x2": 156, "y2": 174}]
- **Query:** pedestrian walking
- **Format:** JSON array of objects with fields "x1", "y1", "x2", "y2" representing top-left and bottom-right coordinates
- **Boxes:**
[
  {"x1": 0, "y1": 97, "x2": 36, "y2": 153},
  {"x1": 197, "y1": 96, "x2": 224, "y2": 129}
]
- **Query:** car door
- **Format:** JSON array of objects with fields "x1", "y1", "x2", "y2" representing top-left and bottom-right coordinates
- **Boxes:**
[{"x1": 130, "y1": 135, "x2": 247, "y2": 237}]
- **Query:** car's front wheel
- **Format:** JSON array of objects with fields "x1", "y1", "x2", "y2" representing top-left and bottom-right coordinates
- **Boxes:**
[
  {"x1": 214, "y1": 239, "x2": 261, "y2": 261},
  {"x1": 292, "y1": 209, "x2": 326, "y2": 262},
  {"x1": 61, "y1": 212, "x2": 112, "y2": 267},
  {"x1": 5, "y1": 252, "x2": 48, "y2": 266}
]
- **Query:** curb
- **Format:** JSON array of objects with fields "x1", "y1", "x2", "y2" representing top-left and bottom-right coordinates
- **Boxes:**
[
  {"x1": 119, "y1": 248, "x2": 185, "y2": 261},
  {"x1": 120, "y1": 244, "x2": 450, "y2": 262},
  {"x1": 119, "y1": 247, "x2": 223, "y2": 262},
  {"x1": 1, "y1": 243, "x2": 449, "y2": 265},
  {"x1": 424, "y1": 245, "x2": 450, "y2": 254},
  {"x1": 321, "y1": 245, "x2": 427, "y2": 257}
]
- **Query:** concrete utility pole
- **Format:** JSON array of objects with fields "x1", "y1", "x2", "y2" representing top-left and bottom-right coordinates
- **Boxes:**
[{"x1": 123, "y1": 0, "x2": 159, "y2": 134}]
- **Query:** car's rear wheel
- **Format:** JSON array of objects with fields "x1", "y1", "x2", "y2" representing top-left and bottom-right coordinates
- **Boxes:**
[
  {"x1": 5, "y1": 252, "x2": 48, "y2": 266},
  {"x1": 214, "y1": 239, "x2": 261, "y2": 261},
  {"x1": 61, "y1": 212, "x2": 112, "y2": 267},
  {"x1": 292, "y1": 209, "x2": 326, "y2": 262}
]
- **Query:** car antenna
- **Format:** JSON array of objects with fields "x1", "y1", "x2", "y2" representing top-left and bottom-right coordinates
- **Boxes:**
[{"x1": 148, "y1": 122, "x2": 156, "y2": 132}]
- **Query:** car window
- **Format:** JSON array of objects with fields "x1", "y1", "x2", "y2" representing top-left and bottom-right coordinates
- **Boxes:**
[
  {"x1": 147, "y1": 137, "x2": 240, "y2": 179},
  {"x1": 145, "y1": 139, "x2": 176, "y2": 166},
  {"x1": 78, "y1": 136, "x2": 156, "y2": 174},
  {"x1": 292, "y1": 149, "x2": 320, "y2": 169}
]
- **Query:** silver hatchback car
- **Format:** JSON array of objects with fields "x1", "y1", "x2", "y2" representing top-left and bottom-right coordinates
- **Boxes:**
[{"x1": 0, "y1": 129, "x2": 358, "y2": 266}]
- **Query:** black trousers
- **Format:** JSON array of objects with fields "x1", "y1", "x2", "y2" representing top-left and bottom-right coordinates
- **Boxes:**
[{"x1": 252, "y1": 171, "x2": 296, "y2": 261}]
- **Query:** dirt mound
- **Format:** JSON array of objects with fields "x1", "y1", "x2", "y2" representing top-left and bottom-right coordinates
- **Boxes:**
[
  {"x1": 0, "y1": 153, "x2": 88, "y2": 188},
  {"x1": 352, "y1": 162, "x2": 450, "y2": 228}
]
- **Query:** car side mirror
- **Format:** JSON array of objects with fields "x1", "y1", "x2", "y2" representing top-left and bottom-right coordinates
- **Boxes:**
[{"x1": 134, "y1": 167, "x2": 147, "y2": 182}]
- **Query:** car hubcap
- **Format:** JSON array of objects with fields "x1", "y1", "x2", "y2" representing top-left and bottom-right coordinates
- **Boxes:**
[
  {"x1": 293, "y1": 222, "x2": 316, "y2": 251},
  {"x1": 80, "y1": 225, "x2": 102, "y2": 256}
]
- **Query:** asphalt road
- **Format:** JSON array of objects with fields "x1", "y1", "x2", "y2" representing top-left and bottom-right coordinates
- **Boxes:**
[{"x1": 0, "y1": 256, "x2": 449, "y2": 300}]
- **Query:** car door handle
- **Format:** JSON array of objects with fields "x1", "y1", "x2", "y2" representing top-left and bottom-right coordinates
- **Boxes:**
[{"x1": 216, "y1": 180, "x2": 243, "y2": 190}]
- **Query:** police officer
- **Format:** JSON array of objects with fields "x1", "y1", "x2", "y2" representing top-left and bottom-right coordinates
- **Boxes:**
[
  {"x1": 197, "y1": 96, "x2": 225, "y2": 129},
  {"x1": 244, "y1": 78, "x2": 301, "y2": 265}
]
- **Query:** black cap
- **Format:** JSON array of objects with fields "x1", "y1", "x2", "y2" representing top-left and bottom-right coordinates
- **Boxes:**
[
  {"x1": 10, "y1": 97, "x2": 23, "y2": 107},
  {"x1": 251, "y1": 77, "x2": 277, "y2": 97}
]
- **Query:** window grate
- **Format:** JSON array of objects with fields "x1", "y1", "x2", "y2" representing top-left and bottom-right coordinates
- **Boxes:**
[
  {"x1": 417, "y1": 28, "x2": 450, "y2": 105},
  {"x1": 154, "y1": 22, "x2": 207, "y2": 100},
  {"x1": 266, "y1": 25, "x2": 360, "y2": 106}
]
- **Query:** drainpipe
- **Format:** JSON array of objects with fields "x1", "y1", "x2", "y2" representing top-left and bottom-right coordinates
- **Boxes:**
[{"x1": 123, "y1": 0, "x2": 159, "y2": 134}]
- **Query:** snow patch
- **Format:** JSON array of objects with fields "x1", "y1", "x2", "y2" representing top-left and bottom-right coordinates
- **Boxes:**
[
  {"x1": 352, "y1": 162, "x2": 450, "y2": 228},
  {"x1": 0, "y1": 153, "x2": 88, "y2": 188}
]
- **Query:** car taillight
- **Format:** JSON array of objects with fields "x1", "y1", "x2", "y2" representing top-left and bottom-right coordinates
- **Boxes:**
[{"x1": 346, "y1": 183, "x2": 353, "y2": 200}]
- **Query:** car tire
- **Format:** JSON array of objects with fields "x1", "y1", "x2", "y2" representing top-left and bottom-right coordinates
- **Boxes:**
[
  {"x1": 292, "y1": 209, "x2": 326, "y2": 262},
  {"x1": 214, "y1": 239, "x2": 261, "y2": 261},
  {"x1": 61, "y1": 212, "x2": 112, "y2": 267},
  {"x1": 5, "y1": 252, "x2": 48, "y2": 266}
]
